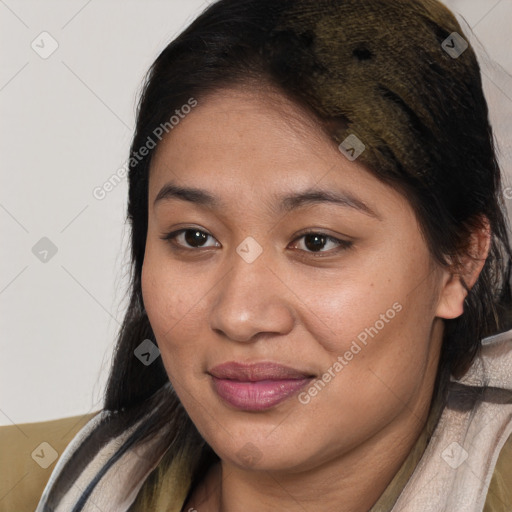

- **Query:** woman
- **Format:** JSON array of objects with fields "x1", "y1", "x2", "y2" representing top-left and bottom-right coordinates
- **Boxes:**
[{"x1": 33, "y1": 0, "x2": 512, "y2": 510}]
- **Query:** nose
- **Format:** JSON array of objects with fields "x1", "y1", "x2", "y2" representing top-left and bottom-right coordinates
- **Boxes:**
[{"x1": 209, "y1": 248, "x2": 295, "y2": 343}]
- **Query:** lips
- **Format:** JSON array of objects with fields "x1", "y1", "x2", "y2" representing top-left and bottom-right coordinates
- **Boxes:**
[{"x1": 208, "y1": 362, "x2": 315, "y2": 411}]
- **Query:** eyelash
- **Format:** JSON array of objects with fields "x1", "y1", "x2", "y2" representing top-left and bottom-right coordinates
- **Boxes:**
[{"x1": 160, "y1": 228, "x2": 353, "y2": 257}]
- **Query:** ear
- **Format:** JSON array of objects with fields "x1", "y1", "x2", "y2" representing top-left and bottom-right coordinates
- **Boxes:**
[{"x1": 435, "y1": 217, "x2": 491, "y2": 320}]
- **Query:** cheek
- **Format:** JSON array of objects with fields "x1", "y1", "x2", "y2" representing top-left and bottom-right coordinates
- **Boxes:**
[
  {"x1": 286, "y1": 242, "x2": 440, "y2": 420},
  {"x1": 289, "y1": 245, "x2": 430, "y2": 357},
  {"x1": 307, "y1": 269, "x2": 438, "y2": 410},
  {"x1": 142, "y1": 238, "x2": 200, "y2": 330},
  {"x1": 141, "y1": 250, "x2": 183, "y2": 351},
  {"x1": 141, "y1": 256, "x2": 176, "y2": 334},
  {"x1": 140, "y1": 246, "x2": 216, "y2": 383}
]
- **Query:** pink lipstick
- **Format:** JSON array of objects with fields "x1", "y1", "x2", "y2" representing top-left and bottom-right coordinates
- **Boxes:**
[{"x1": 208, "y1": 361, "x2": 314, "y2": 411}]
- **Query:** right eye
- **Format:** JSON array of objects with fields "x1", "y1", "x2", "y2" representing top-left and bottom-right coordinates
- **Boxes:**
[{"x1": 160, "y1": 228, "x2": 221, "y2": 250}]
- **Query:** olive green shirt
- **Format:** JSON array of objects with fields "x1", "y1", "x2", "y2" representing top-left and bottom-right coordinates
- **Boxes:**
[{"x1": 1, "y1": 399, "x2": 510, "y2": 511}]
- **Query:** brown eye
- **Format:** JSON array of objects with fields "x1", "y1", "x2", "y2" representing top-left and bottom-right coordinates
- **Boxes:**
[
  {"x1": 303, "y1": 233, "x2": 329, "y2": 252},
  {"x1": 291, "y1": 232, "x2": 353, "y2": 255},
  {"x1": 184, "y1": 230, "x2": 209, "y2": 247},
  {"x1": 161, "y1": 229, "x2": 220, "y2": 250}
]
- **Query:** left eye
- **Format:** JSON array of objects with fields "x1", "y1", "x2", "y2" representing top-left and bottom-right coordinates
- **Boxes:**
[
  {"x1": 161, "y1": 229, "x2": 351, "y2": 254},
  {"x1": 291, "y1": 232, "x2": 351, "y2": 253}
]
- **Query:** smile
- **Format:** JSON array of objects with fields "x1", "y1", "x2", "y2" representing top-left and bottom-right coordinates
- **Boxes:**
[{"x1": 208, "y1": 361, "x2": 315, "y2": 411}]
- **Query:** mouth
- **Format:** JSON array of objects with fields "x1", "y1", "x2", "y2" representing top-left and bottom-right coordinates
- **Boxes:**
[{"x1": 208, "y1": 361, "x2": 315, "y2": 411}]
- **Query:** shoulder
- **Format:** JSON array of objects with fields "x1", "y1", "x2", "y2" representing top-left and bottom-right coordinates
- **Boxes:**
[
  {"x1": 393, "y1": 329, "x2": 512, "y2": 510},
  {"x1": 485, "y1": 432, "x2": 512, "y2": 511},
  {"x1": 465, "y1": 329, "x2": 512, "y2": 511},
  {"x1": 459, "y1": 328, "x2": 512, "y2": 390},
  {"x1": 0, "y1": 411, "x2": 100, "y2": 512}
]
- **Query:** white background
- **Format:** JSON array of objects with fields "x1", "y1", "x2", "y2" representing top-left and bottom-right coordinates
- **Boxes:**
[{"x1": 1, "y1": 0, "x2": 511, "y2": 426}]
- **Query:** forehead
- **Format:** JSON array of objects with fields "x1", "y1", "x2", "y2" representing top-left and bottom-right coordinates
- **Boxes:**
[
  {"x1": 150, "y1": 87, "x2": 360, "y2": 187},
  {"x1": 147, "y1": 87, "x2": 407, "y2": 222},
  {"x1": 153, "y1": 86, "x2": 335, "y2": 165}
]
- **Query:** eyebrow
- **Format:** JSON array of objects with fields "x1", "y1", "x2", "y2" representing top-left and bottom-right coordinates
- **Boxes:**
[{"x1": 153, "y1": 182, "x2": 381, "y2": 219}]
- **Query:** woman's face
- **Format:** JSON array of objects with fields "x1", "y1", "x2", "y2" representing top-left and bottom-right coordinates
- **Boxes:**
[{"x1": 141, "y1": 86, "x2": 451, "y2": 472}]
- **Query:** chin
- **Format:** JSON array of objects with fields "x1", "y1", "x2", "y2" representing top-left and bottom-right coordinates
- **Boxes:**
[{"x1": 206, "y1": 430, "x2": 321, "y2": 473}]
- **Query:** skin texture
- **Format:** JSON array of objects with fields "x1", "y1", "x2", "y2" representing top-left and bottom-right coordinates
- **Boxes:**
[{"x1": 141, "y1": 86, "x2": 489, "y2": 512}]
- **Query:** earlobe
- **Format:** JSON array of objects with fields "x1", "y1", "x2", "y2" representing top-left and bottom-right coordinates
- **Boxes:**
[
  {"x1": 435, "y1": 217, "x2": 491, "y2": 320},
  {"x1": 435, "y1": 272, "x2": 467, "y2": 319}
]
